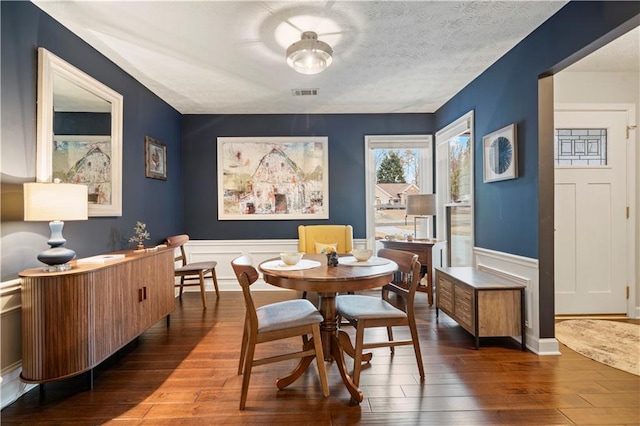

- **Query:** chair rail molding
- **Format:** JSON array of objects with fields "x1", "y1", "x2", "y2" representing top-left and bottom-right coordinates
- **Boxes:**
[
  {"x1": 473, "y1": 246, "x2": 559, "y2": 356},
  {"x1": 1, "y1": 278, "x2": 37, "y2": 408},
  {"x1": 184, "y1": 239, "x2": 369, "y2": 292}
]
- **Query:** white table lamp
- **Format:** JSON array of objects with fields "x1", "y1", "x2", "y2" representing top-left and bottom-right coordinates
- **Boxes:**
[{"x1": 24, "y1": 180, "x2": 88, "y2": 271}]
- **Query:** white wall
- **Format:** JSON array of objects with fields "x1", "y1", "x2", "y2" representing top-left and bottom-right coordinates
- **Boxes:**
[{"x1": 554, "y1": 71, "x2": 640, "y2": 316}]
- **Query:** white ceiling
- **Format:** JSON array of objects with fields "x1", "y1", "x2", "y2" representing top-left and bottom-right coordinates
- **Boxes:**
[
  {"x1": 564, "y1": 26, "x2": 640, "y2": 73},
  {"x1": 32, "y1": 1, "x2": 637, "y2": 115}
]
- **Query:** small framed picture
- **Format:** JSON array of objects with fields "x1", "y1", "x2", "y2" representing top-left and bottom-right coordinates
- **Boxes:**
[
  {"x1": 145, "y1": 136, "x2": 167, "y2": 180},
  {"x1": 483, "y1": 123, "x2": 518, "y2": 183}
]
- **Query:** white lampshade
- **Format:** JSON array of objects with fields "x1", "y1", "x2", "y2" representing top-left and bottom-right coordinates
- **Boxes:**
[
  {"x1": 24, "y1": 181, "x2": 88, "y2": 271},
  {"x1": 286, "y1": 31, "x2": 333, "y2": 75},
  {"x1": 24, "y1": 182, "x2": 88, "y2": 221},
  {"x1": 406, "y1": 194, "x2": 436, "y2": 216}
]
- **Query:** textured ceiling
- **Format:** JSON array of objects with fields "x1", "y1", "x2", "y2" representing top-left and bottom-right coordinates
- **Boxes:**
[
  {"x1": 565, "y1": 26, "x2": 640, "y2": 73},
  {"x1": 33, "y1": 1, "x2": 580, "y2": 114}
]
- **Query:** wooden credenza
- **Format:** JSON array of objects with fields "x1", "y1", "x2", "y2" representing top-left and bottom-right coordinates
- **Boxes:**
[
  {"x1": 19, "y1": 248, "x2": 175, "y2": 384},
  {"x1": 435, "y1": 266, "x2": 526, "y2": 350},
  {"x1": 380, "y1": 239, "x2": 437, "y2": 305}
]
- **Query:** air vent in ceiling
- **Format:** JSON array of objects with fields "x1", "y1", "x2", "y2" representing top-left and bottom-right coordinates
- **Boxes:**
[{"x1": 292, "y1": 88, "x2": 319, "y2": 97}]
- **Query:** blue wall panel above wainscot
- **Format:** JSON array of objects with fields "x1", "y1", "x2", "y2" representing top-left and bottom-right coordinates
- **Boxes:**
[{"x1": 181, "y1": 114, "x2": 434, "y2": 241}]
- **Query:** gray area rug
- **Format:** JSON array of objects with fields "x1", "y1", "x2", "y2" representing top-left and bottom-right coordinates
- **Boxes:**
[{"x1": 555, "y1": 319, "x2": 640, "y2": 376}]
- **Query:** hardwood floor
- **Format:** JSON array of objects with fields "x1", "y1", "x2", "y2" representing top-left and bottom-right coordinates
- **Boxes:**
[{"x1": 2, "y1": 291, "x2": 639, "y2": 425}]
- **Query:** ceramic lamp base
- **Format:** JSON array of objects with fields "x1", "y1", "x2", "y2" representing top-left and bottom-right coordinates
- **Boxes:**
[{"x1": 38, "y1": 246, "x2": 76, "y2": 271}]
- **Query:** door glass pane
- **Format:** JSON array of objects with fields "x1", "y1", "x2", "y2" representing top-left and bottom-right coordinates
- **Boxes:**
[{"x1": 554, "y1": 128, "x2": 607, "y2": 166}]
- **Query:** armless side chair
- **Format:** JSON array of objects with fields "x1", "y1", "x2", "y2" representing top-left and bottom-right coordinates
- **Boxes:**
[
  {"x1": 165, "y1": 234, "x2": 219, "y2": 308},
  {"x1": 336, "y1": 248, "x2": 425, "y2": 387},
  {"x1": 231, "y1": 255, "x2": 329, "y2": 410}
]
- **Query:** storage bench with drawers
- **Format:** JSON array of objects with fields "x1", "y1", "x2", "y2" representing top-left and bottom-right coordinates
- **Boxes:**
[{"x1": 435, "y1": 266, "x2": 526, "y2": 350}]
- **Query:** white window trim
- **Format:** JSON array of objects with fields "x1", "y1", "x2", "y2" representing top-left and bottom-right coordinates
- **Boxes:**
[
  {"x1": 364, "y1": 135, "x2": 433, "y2": 250},
  {"x1": 435, "y1": 111, "x2": 475, "y2": 266}
]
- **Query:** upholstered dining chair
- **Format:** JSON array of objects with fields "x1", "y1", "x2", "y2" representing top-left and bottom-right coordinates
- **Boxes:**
[
  {"x1": 230, "y1": 255, "x2": 330, "y2": 410},
  {"x1": 298, "y1": 224, "x2": 354, "y2": 255},
  {"x1": 298, "y1": 224, "x2": 354, "y2": 299},
  {"x1": 335, "y1": 248, "x2": 424, "y2": 387},
  {"x1": 165, "y1": 234, "x2": 219, "y2": 308}
]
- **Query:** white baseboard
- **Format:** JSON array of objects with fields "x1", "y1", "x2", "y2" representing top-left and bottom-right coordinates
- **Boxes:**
[
  {"x1": 535, "y1": 338, "x2": 562, "y2": 356},
  {"x1": 1, "y1": 365, "x2": 36, "y2": 409}
]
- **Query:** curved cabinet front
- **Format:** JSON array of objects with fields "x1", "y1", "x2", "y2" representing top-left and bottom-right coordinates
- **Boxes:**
[{"x1": 19, "y1": 249, "x2": 175, "y2": 383}]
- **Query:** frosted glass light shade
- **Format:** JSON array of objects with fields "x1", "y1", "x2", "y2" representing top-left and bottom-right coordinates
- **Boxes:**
[{"x1": 286, "y1": 31, "x2": 333, "y2": 75}]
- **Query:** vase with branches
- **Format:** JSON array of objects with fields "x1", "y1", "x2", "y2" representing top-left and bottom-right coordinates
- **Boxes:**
[{"x1": 129, "y1": 221, "x2": 151, "y2": 250}]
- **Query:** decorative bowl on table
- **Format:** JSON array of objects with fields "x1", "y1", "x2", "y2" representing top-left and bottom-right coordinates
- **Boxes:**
[
  {"x1": 351, "y1": 249, "x2": 373, "y2": 262},
  {"x1": 280, "y1": 252, "x2": 303, "y2": 266}
]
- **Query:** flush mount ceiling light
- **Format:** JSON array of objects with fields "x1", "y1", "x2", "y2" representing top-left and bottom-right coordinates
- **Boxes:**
[{"x1": 286, "y1": 31, "x2": 333, "y2": 75}]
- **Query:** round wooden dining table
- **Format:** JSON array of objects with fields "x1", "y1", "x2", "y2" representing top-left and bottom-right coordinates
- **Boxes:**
[{"x1": 259, "y1": 253, "x2": 397, "y2": 403}]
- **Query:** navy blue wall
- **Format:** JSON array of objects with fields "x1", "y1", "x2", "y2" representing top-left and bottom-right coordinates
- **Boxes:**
[
  {"x1": 435, "y1": 1, "x2": 639, "y2": 337},
  {"x1": 182, "y1": 114, "x2": 434, "y2": 240},
  {"x1": 435, "y1": 1, "x2": 640, "y2": 260},
  {"x1": 0, "y1": 2, "x2": 184, "y2": 280},
  {"x1": 54, "y1": 112, "x2": 111, "y2": 135}
]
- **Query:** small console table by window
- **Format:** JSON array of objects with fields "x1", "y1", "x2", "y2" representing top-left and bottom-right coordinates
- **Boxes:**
[{"x1": 380, "y1": 239, "x2": 438, "y2": 305}]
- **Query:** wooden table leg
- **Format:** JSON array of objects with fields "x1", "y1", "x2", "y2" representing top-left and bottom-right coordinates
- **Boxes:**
[
  {"x1": 331, "y1": 333, "x2": 363, "y2": 404},
  {"x1": 338, "y1": 330, "x2": 372, "y2": 363},
  {"x1": 318, "y1": 293, "x2": 337, "y2": 361},
  {"x1": 317, "y1": 293, "x2": 364, "y2": 403},
  {"x1": 426, "y1": 267, "x2": 434, "y2": 306}
]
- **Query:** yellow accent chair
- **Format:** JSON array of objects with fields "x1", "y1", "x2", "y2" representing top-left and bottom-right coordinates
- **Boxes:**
[
  {"x1": 298, "y1": 225, "x2": 354, "y2": 298},
  {"x1": 298, "y1": 224, "x2": 354, "y2": 255}
]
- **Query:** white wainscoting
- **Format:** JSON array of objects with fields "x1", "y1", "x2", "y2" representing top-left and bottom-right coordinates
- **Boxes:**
[
  {"x1": 474, "y1": 247, "x2": 560, "y2": 356},
  {"x1": 184, "y1": 238, "x2": 369, "y2": 292},
  {"x1": 1, "y1": 278, "x2": 36, "y2": 408},
  {"x1": 0, "y1": 239, "x2": 553, "y2": 408}
]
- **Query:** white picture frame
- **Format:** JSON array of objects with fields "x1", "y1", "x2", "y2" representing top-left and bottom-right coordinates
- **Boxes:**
[
  {"x1": 483, "y1": 123, "x2": 518, "y2": 183},
  {"x1": 36, "y1": 48, "x2": 123, "y2": 216}
]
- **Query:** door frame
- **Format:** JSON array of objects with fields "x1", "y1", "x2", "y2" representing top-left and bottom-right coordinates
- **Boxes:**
[{"x1": 555, "y1": 103, "x2": 637, "y2": 317}]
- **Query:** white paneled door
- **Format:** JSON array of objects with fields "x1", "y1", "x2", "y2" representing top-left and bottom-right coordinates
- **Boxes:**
[{"x1": 554, "y1": 109, "x2": 629, "y2": 314}]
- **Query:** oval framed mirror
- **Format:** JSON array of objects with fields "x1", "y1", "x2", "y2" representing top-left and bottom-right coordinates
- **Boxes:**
[{"x1": 36, "y1": 47, "x2": 123, "y2": 217}]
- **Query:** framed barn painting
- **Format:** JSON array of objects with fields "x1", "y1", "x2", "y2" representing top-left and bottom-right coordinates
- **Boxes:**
[
  {"x1": 47, "y1": 135, "x2": 122, "y2": 217},
  {"x1": 217, "y1": 136, "x2": 329, "y2": 220}
]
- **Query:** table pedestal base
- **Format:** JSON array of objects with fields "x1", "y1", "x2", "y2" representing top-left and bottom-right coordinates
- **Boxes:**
[{"x1": 275, "y1": 334, "x2": 364, "y2": 404}]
